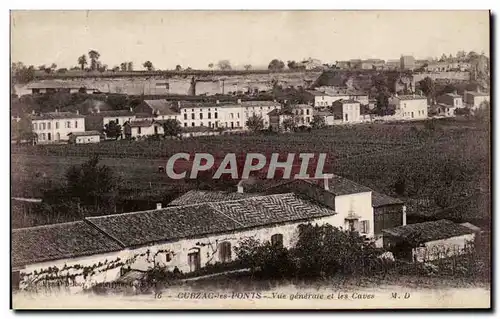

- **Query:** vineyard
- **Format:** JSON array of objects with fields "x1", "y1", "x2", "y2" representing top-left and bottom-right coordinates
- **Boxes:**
[{"x1": 11, "y1": 119, "x2": 490, "y2": 227}]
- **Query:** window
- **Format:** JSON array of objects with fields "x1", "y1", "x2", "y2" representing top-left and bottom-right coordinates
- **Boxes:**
[
  {"x1": 184, "y1": 123, "x2": 187, "y2": 127},
  {"x1": 214, "y1": 112, "x2": 218, "y2": 119},
  {"x1": 361, "y1": 220, "x2": 370, "y2": 234},
  {"x1": 271, "y1": 234, "x2": 283, "y2": 246},
  {"x1": 300, "y1": 110, "x2": 304, "y2": 115},
  {"x1": 345, "y1": 114, "x2": 348, "y2": 121},
  {"x1": 192, "y1": 122, "x2": 195, "y2": 127},
  {"x1": 306, "y1": 109, "x2": 310, "y2": 115},
  {"x1": 208, "y1": 112, "x2": 211, "y2": 119},
  {"x1": 218, "y1": 242, "x2": 232, "y2": 262},
  {"x1": 200, "y1": 122, "x2": 204, "y2": 126},
  {"x1": 191, "y1": 113, "x2": 195, "y2": 120},
  {"x1": 200, "y1": 113, "x2": 203, "y2": 120},
  {"x1": 236, "y1": 121, "x2": 239, "y2": 127},
  {"x1": 47, "y1": 122, "x2": 51, "y2": 130},
  {"x1": 75, "y1": 121, "x2": 78, "y2": 128},
  {"x1": 47, "y1": 133, "x2": 51, "y2": 141},
  {"x1": 138, "y1": 127, "x2": 142, "y2": 134},
  {"x1": 66, "y1": 121, "x2": 71, "y2": 128},
  {"x1": 208, "y1": 121, "x2": 211, "y2": 128},
  {"x1": 56, "y1": 132, "x2": 60, "y2": 140},
  {"x1": 184, "y1": 114, "x2": 188, "y2": 120},
  {"x1": 306, "y1": 117, "x2": 310, "y2": 123},
  {"x1": 33, "y1": 123, "x2": 37, "y2": 130},
  {"x1": 237, "y1": 113, "x2": 240, "y2": 118},
  {"x1": 41, "y1": 133, "x2": 45, "y2": 140},
  {"x1": 41, "y1": 123, "x2": 45, "y2": 130}
]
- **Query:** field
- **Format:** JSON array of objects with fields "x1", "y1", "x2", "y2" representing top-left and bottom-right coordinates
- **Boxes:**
[{"x1": 11, "y1": 119, "x2": 490, "y2": 226}]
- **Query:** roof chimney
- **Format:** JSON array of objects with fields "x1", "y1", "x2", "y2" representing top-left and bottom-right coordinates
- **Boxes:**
[
  {"x1": 237, "y1": 180, "x2": 244, "y2": 193},
  {"x1": 216, "y1": 100, "x2": 220, "y2": 105},
  {"x1": 237, "y1": 99, "x2": 241, "y2": 104},
  {"x1": 156, "y1": 202, "x2": 162, "y2": 210}
]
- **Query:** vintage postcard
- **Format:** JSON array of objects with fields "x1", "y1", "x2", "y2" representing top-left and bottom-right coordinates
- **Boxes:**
[{"x1": 10, "y1": 10, "x2": 491, "y2": 310}]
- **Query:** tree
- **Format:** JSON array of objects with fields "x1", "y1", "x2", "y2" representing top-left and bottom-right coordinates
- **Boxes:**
[
  {"x1": 457, "y1": 51, "x2": 466, "y2": 59},
  {"x1": 50, "y1": 63, "x2": 57, "y2": 71},
  {"x1": 78, "y1": 55, "x2": 87, "y2": 70},
  {"x1": 88, "y1": 50, "x2": 101, "y2": 71},
  {"x1": 162, "y1": 119, "x2": 182, "y2": 139},
  {"x1": 120, "y1": 62, "x2": 127, "y2": 72},
  {"x1": 418, "y1": 76, "x2": 436, "y2": 103},
  {"x1": 56, "y1": 68, "x2": 68, "y2": 74},
  {"x1": 282, "y1": 116, "x2": 297, "y2": 131},
  {"x1": 310, "y1": 115, "x2": 326, "y2": 129},
  {"x1": 245, "y1": 115, "x2": 265, "y2": 132},
  {"x1": 103, "y1": 121, "x2": 122, "y2": 140},
  {"x1": 12, "y1": 64, "x2": 35, "y2": 83},
  {"x1": 127, "y1": 62, "x2": 134, "y2": 71},
  {"x1": 244, "y1": 64, "x2": 252, "y2": 71},
  {"x1": 38, "y1": 65, "x2": 46, "y2": 71},
  {"x1": 111, "y1": 66, "x2": 120, "y2": 72},
  {"x1": 175, "y1": 65, "x2": 182, "y2": 71},
  {"x1": 208, "y1": 63, "x2": 214, "y2": 70},
  {"x1": 268, "y1": 59, "x2": 285, "y2": 71},
  {"x1": 143, "y1": 61, "x2": 154, "y2": 71},
  {"x1": 64, "y1": 155, "x2": 118, "y2": 211},
  {"x1": 11, "y1": 116, "x2": 35, "y2": 144},
  {"x1": 217, "y1": 60, "x2": 232, "y2": 70}
]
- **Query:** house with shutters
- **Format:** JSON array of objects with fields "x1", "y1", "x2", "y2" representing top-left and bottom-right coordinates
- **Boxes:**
[{"x1": 31, "y1": 111, "x2": 85, "y2": 144}]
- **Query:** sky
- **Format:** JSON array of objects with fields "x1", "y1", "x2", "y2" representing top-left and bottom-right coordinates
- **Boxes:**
[{"x1": 11, "y1": 10, "x2": 490, "y2": 70}]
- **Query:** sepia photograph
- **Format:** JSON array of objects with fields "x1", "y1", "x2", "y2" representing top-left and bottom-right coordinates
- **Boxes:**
[{"x1": 9, "y1": 10, "x2": 491, "y2": 310}]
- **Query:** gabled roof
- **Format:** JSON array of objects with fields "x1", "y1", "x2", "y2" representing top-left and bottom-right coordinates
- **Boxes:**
[
  {"x1": 12, "y1": 221, "x2": 123, "y2": 268},
  {"x1": 85, "y1": 193, "x2": 336, "y2": 247},
  {"x1": 334, "y1": 99, "x2": 360, "y2": 104},
  {"x1": 143, "y1": 100, "x2": 180, "y2": 115},
  {"x1": 382, "y1": 219, "x2": 475, "y2": 245}
]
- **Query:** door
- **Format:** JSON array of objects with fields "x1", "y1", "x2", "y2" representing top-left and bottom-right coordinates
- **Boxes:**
[
  {"x1": 188, "y1": 251, "x2": 201, "y2": 272},
  {"x1": 47, "y1": 133, "x2": 51, "y2": 141}
]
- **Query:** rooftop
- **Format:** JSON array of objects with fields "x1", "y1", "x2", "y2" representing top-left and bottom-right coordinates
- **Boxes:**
[
  {"x1": 127, "y1": 119, "x2": 154, "y2": 127},
  {"x1": 382, "y1": 219, "x2": 475, "y2": 245},
  {"x1": 31, "y1": 112, "x2": 84, "y2": 120},
  {"x1": 371, "y1": 191, "x2": 404, "y2": 207},
  {"x1": 335, "y1": 99, "x2": 360, "y2": 104},
  {"x1": 395, "y1": 95, "x2": 427, "y2": 101},
  {"x1": 12, "y1": 221, "x2": 123, "y2": 268},
  {"x1": 86, "y1": 193, "x2": 336, "y2": 247},
  {"x1": 465, "y1": 91, "x2": 490, "y2": 97},
  {"x1": 240, "y1": 101, "x2": 281, "y2": 107},
  {"x1": 168, "y1": 190, "x2": 263, "y2": 206},
  {"x1": 143, "y1": 99, "x2": 180, "y2": 115},
  {"x1": 68, "y1": 130, "x2": 102, "y2": 137}
]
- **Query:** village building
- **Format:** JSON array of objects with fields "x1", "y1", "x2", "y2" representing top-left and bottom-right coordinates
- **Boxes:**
[
  {"x1": 292, "y1": 104, "x2": 313, "y2": 126},
  {"x1": 68, "y1": 131, "x2": 102, "y2": 144},
  {"x1": 331, "y1": 99, "x2": 362, "y2": 123},
  {"x1": 464, "y1": 90, "x2": 490, "y2": 110},
  {"x1": 313, "y1": 109, "x2": 337, "y2": 126},
  {"x1": 382, "y1": 219, "x2": 478, "y2": 262},
  {"x1": 400, "y1": 55, "x2": 416, "y2": 70},
  {"x1": 389, "y1": 94, "x2": 428, "y2": 120},
  {"x1": 268, "y1": 109, "x2": 295, "y2": 131},
  {"x1": 85, "y1": 109, "x2": 137, "y2": 136},
  {"x1": 134, "y1": 99, "x2": 181, "y2": 121},
  {"x1": 241, "y1": 100, "x2": 281, "y2": 129},
  {"x1": 31, "y1": 111, "x2": 85, "y2": 143},
  {"x1": 360, "y1": 59, "x2": 385, "y2": 70},
  {"x1": 303, "y1": 90, "x2": 338, "y2": 108},
  {"x1": 436, "y1": 92, "x2": 463, "y2": 109},
  {"x1": 123, "y1": 119, "x2": 157, "y2": 139}
]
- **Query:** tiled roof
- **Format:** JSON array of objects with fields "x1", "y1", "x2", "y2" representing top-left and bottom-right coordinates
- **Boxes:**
[
  {"x1": 31, "y1": 112, "x2": 84, "y2": 120},
  {"x1": 86, "y1": 193, "x2": 336, "y2": 247},
  {"x1": 168, "y1": 190, "x2": 262, "y2": 206},
  {"x1": 335, "y1": 99, "x2": 360, "y2": 104},
  {"x1": 382, "y1": 219, "x2": 475, "y2": 245},
  {"x1": 68, "y1": 130, "x2": 102, "y2": 137},
  {"x1": 371, "y1": 191, "x2": 404, "y2": 207},
  {"x1": 12, "y1": 221, "x2": 123, "y2": 268}
]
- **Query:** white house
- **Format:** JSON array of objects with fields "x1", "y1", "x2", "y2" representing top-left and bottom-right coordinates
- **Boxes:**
[
  {"x1": 389, "y1": 94, "x2": 428, "y2": 120},
  {"x1": 241, "y1": 100, "x2": 281, "y2": 129},
  {"x1": 331, "y1": 99, "x2": 362, "y2": 123},
  {"x1": 304, "y1": 90, "x2": 339, "y2": 108},
  {"x1": 68, "y1": 131, "x2": 101, "y2": 144},
  {"x1": 313, "y1": 109, "x2": 337, "y2": 126},
  {"x1": 31, "y1": 111, "x2": 85, "y2": 143},
  {"x1": 123, "y1": 119, "x2": 157, "y2": 139},
  {"x1": 292, "y1": 104, "x2": 314, "y2": 126}
]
